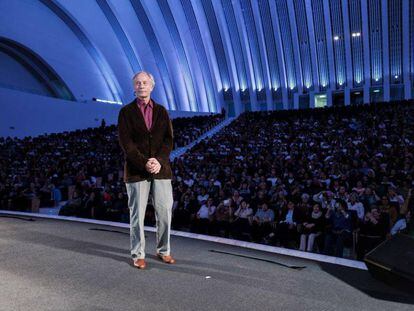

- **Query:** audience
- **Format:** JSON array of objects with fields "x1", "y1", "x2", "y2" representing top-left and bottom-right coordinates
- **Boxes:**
[
  {"x1": 172, "y1": 114, "x2": 224, "y2": 148},
  {"x1": 1, "y1": 100, "x2": 413, "y2": 260},
  {"x1": 0, "y1": 113, "x2": 223, "y2": 222},
  {"x1": 171, "y1": 100, "x2": 413, "y2": 258}
]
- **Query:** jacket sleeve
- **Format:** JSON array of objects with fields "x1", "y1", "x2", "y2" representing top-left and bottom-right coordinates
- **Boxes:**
[
  {"x1": 118, "y1": 108, "x2": 147, "y2": 170},
  {"x1": 155, "y1": 108, "x2": 173, "y2": 168}
]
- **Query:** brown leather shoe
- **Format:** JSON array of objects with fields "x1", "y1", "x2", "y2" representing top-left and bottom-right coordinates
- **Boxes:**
[
  {"x1": 157, "y1": 254, "x2": 176, "y2": 264},
  {"x1": 133, "y1": 258, "x2": 146, "y2": 269}
]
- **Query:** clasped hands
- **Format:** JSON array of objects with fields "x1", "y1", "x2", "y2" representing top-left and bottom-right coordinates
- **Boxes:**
[{"x1": 145, "y1": 158, "x2": 161, "y2": 174}]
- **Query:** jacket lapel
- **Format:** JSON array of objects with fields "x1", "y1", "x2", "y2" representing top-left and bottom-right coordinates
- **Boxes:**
[{"x1": 150, "y1": 101, "x2": 161, "y2": 132}]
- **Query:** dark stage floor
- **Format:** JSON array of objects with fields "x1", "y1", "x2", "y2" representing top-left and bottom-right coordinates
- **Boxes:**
[{"x1": 0, "y1": 214, "x2": 413, "y2": 311}]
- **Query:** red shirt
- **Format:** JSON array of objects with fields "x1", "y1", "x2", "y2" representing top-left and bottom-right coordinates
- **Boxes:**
[{"x1": 137, "y1": 98, "x2": 153, "y2": 130}]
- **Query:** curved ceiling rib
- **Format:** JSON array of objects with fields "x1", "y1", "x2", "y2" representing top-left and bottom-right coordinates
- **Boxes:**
[
  {"x1": 293, "y1": 0, "x2": 312, "y2": 92},
  {"x1": 311, "y1": 0, "x2": 330, "y2": 91},
  {"x1": 157, "y1": 0, "x2": 198, "y2": 112},
  {"x1": 143, "y1": 0, "x2": 191, "y2": 111},
  {"x1": 268, "y1": 0, "x2": 289, "y2": 109},
  {"x1": 304, "y1": 0, "x2": 320, "y2": 95},
  {"x1": 287, "y1": 0, "x2": 304, "y2": 97},
  {"x1": 129, "y1": 0, "x2": 177, "y2": 110},
  {"x1": 275, "y1": 0, "x2": 297, "y2": 108},
  {"x1": 240, "y1": 0, "x2": 264, "y2": 92},
  {"x1": 191, "y1": 0, "x2": 225, "y2": 113},
  {"x1": 96, "y1": 0, "x2": 142, "y2": 73},
  {"x1": 231, "y1": 0, "x2": 258, "y2": 111},
  {"x1": 221, "y1": 0, "x2": 248, "y2": 93},
  {"x1": 180, "y1": 0, "x2": 216, "y2": 112},
  {"x1": 251, "y1": 0, "x2": 273, "y2": 110},
  {"x1": 200, "y1": 0, "x2": 231, "y2": 93},
  {"x1": 0, "y1": 37, "x2": 76, "y2": 101},
  {"x1": 322, "y1": 0, "x2": 337, "y2": 93},
  {"x1": 258, "y1": 0, "x2": 281, "y2": 95},
  {"x1": 341, "y1": 0, "x2": 353, "y2": 89}
]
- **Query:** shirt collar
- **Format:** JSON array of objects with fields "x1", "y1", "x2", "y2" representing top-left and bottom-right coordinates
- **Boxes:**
[{"x1": 137, "y1": 98, "x2": 153, "y2": 108}]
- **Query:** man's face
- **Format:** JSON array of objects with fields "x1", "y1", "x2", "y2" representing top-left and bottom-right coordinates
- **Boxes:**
[{"x1": 134, "y1": 73, "x2": 154, "y2": 99}]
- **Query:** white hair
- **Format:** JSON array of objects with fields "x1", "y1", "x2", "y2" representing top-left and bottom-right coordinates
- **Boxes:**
[{"x1": 132, "y1": 71, "x2": 155, "y2": 87}]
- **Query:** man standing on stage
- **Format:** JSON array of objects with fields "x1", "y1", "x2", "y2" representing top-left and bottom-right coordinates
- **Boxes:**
[{"x1": 118, "y1": 71, "x2": 175, "y2": 269}]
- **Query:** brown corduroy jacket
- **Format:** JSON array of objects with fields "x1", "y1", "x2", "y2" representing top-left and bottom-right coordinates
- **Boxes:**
[{"x1": 118, "y1": 99, "x2": 173, "y2": 183}]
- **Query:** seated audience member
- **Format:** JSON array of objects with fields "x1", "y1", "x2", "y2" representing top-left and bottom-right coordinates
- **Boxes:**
[
  {"x1": 193, "y1": 198, "x2": 216, "y2": 234},
  {"x1": 238, "y1": 182, "x2": 251, "y2": 200},
  {"x1": 347, "y1": 192, "x2": 365, "y2": 221},
  {"x1": 296, "y1": 193, "x2": 312, "y2": 223},
  {"x1": 214, "y1": 199, "x2": 233, "y2": 237},
  {"x1": 387, "y1": 186, "x2": 404, "y2": 206},
  {"x1": 360, "y1": 187, "x2": 380, "y2": 211},
  {"x1": 231, "y1": 199, "x2": 253, "y2": 239},
  {"x1": 59, "y1": 190, "x2": 82, "y2": 216},
  {"x1": 87, "y1": 190, "x2": 105, "y2": 220},
  {"x1": 352, "y1": 181, "x2": 365, "y2": 197},
  {"x1": 313, "y1": 191, "x2": 336, "y2": 210},
  {"x1": 324, "y1": 199, "x2": 352, "y2": 258},
  {"x1": 173, "y1": 193, "x2": 198, "y2": 230},
  {"x1": 197, "y1": 187, "x2": 209, "y2": 204},
  {"x1": 335, "y1": 186, "x2": 349, "y2": 202},
  {"x1": 390, "y1": 212, "x2": 409, "y2": 235},
  {"x1": 251, "y1": 202, "x2": 275, "y2": 242},
  {"x1": 231, "y1": 190, "x2": 243, "y2": 208},
  {"x1": 356, "y1": 206, "x2": 389, "y2": 260},
  {"x1": 269, "y1": 201, "x2": 299, "y2": 247},
  {"x1": 299, "y1": 203, "x2": 324, "y2": 252},
  {"x1": 107, "y1": 192, "x2": 128, "y2": 223}
]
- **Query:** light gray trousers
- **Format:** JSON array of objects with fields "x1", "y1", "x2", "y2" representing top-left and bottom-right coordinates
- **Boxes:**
[{"x1": 125, "y1": 179, "x2": 173, "y2": 259}]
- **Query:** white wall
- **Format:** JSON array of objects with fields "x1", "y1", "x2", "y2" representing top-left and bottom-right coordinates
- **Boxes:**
[{"x1": 0, "y1": 87, "x2": 215, "y2": 138}]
